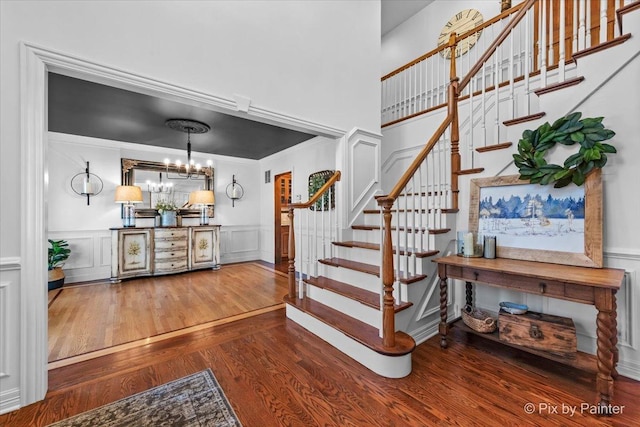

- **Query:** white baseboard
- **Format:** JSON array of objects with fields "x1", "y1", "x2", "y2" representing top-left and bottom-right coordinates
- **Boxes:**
[{"x1": 0, "y1": 387, "x2": 20, "y2": 415}]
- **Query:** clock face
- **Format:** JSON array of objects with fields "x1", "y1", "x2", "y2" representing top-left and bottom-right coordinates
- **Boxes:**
[{"x1": 438, "y1": 9, "x2": 484, "y2": 59}]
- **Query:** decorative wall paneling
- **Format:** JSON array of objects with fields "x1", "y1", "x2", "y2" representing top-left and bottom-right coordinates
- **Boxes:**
[{"x1": 0, "y1": 258, "x2": 20, "y2": 414}]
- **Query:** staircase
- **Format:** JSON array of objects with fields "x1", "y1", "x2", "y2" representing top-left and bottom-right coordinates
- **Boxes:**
[{"x1": 284, "y1": 0, "x2": 640, "y2": 378}]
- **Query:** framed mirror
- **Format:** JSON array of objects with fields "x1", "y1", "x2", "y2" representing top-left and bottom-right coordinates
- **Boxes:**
[{"x1": 121, "y1": 158, "x2": 214, "y2": 218}]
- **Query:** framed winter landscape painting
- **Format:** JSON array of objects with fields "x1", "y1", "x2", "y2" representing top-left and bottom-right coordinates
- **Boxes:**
[{"x1": 468, "y1": 170, "x2": 602, "y2": 267}]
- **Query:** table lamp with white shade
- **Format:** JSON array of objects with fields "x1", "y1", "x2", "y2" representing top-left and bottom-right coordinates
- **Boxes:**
[
  {"x1": 114, "y1": 185, "x2": 143, "y2": 227},
  {"x1": 189, "y1": 190, "x2": 215, "y2": 225}
]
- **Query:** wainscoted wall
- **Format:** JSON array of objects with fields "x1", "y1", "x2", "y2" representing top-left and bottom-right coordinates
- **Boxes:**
[
  {"x1": 218, "y1": 225, "x2": 262, "y2": 264},
  {"x1": 0, "y1": 258, "x2": 20, "y2": 414},
  {"x1": 49, "y1": 230, "x2": 111, "y2": 283}
]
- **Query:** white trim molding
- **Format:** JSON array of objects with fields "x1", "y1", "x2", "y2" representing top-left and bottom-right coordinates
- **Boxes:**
[{"x1": 17, "y1": 41, "x2": 344, "y2": 411}]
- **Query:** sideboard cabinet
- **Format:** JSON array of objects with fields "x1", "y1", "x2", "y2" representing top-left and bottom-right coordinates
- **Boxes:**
[{"x1": 111, "y1": 225, "x2": 220, "y2": 283}]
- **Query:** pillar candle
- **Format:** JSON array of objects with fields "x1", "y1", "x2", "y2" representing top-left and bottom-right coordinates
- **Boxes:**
[{"x1": 463, "y1": 232, "x2": 474, "y2": 256}]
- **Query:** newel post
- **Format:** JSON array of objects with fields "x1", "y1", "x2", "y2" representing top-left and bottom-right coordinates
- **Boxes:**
[
  {"x1": 448, "y1": 79, "x2": 460, "y2": 211},
  {"x1": 378, "y1": 197, "x2": 396, "y2": 348},
  {"x1": 287, "y1": 207, "x2": 296, "y2": 299}
]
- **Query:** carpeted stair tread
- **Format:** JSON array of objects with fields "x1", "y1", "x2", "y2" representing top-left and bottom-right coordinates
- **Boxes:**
[
  {"x1": 318, "y1": 257, "x2": 379, "y2": 276},
  {"x1": 283, "y1": 295, "x2": 416, "y2": 356},
  {"x1": 351, "y1": 225, "x2": 451, "y2": 234},
  {"x1": 333, "y1": 241, "x2": 439, "y2": 258},
  {"x1": 304, "y1": 276, "x2": 412, "y2": 312}
]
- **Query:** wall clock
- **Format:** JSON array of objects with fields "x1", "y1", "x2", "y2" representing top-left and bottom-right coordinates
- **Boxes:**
[{"x1": 437, "y1": 9, "x2": 484, "y2": 59}]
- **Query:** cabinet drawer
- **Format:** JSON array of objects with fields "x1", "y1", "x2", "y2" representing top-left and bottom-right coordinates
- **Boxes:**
[
  {"x1": 154, "y1": 249, "x2": 187, "y2": 260},
  {"x1": 459, "y1": 267, "x2": 566, "y2": 298},
  {"x1": 155, "y1": 229, "x2": 188, "y2": 239},
  {"x1": 154, "y1": 239, "x2": 188, "y2": 250},
  {"x1": 154, "y1": 258, "x2": 188, "y2": 272}
]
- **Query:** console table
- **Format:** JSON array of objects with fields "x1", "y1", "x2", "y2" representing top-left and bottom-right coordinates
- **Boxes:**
[{"x1": 434, "y1": 255, "x2": 624, "y2": 408}]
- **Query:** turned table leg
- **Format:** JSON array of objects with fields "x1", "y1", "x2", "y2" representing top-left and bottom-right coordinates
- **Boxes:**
[
  {"x1": 465, "y1": 281, "x2": 473, "y2": 307},
  {"x1": 595, "y1": 289, "x2": 616, "y2": 410},
  {"x1": 610, "y1": 290, "x2": 619, "y2": 379},
  {"x1": 438, "y1": 264, "x2": 449, "y2": 348}
]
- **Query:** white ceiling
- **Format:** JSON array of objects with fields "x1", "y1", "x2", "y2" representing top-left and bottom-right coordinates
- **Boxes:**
[{"x1": 381, "y1": 0, "x2": 434, "y2": 36}]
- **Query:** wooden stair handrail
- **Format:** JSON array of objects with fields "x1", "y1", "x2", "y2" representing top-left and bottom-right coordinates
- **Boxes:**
[
  {"x1": 286, "y1": 170, "x2": 341, "y2": 299},
  {"x1": 381, "y1": 2, "x2": 526, "y2": 82},
  {"x1": 458, "y1": 0, "x2": 536, "y2": 94},
  {"x1": 380, "y1": 113, "x2": 454, "y2": 203},
  {"x1": 287, "y1": 171, "x2": 341, "y2": 210}
]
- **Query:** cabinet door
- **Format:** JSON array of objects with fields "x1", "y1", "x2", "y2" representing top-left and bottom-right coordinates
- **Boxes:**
[
  {"x1": 191, "y1": 227, "x2": 219, "y2": 268},
  {"x1": 118, "y1": 229, "x2": 152, "y2": 276}
]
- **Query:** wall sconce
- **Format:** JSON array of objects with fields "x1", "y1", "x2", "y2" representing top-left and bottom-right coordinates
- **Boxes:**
[
  {"x1": 114, "y1": 185, "x2": 143, "y2": 227},
  {"x1": 225, "y1": 175, "x2": 244, "y2": 207},
  {"x1": 70, "y1": 161, "x2": 103, "y2": 205},
  {"x1": 189, "y1": 190, "x2": 215, "y2": 225}
]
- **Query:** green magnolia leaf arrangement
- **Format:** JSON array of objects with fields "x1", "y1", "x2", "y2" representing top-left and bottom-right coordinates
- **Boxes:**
[{"x1": 513, "y1": 112, "x2": 616, "y2": 188}]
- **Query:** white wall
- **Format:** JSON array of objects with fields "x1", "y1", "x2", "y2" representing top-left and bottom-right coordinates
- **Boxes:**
[
  {"x1": 258, "y1": 136, "x2": 338, "y2": 262},
  {"x1": 0, "y1": 0, "x2": 381, "y2": 411},
  {"x1": 382, "y1": 0, "x2": 504, "y2": 76}
]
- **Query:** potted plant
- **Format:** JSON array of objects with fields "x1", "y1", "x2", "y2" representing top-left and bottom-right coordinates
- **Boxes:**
[
  {"x1": 48, "y1": 239, "x2": 70, "y2": 291},
  {"x1": 155, "y1": 199, "x2": 179, "y2": 226}
]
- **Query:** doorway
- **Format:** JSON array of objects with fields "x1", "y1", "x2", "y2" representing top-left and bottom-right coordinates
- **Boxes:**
[{"x1": 274, "y1": 172, "x2": 292, "y2": 271}]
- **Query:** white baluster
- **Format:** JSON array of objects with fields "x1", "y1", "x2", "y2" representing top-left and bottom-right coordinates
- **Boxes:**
[
  {"x1": 403, "y1": 185, "x2": 408, "y2": 280},
  {"x1": 418, "y1": 163, "x2": 424, "y2": 254},
  {"x1": 586, "y1": 0, "x2": 592, "y2": 47},
  {"x1": 559, "y1": 0, "x2": 566, "y2": 81},
  {"x1": 411, "y1": 175, "x2": 417, "y2": 277},
  {"x1": 540, "y1": 0, "x2": 548, "y2": 87},
  {"x1": 525, "y1": 6, "x2": 532, "y2": 115},
  {"x1": 321, "y1": 191, "x2": 326, "y2": 260},
  {"x1": 578, "y1": 0, "x2": 586, "y2": 51},
  {"x1": 509, "y1": 24, "x2": 515, "y2": 120},
  {"x1": 494, "y1": 32, "x2": 501, "y2": 147},
  {"x1": 549, "y1": 0, "x2": 555, "y2": 66},
  {"x1": 600, "y1": 0, "x2": 609, "y2": 42}
]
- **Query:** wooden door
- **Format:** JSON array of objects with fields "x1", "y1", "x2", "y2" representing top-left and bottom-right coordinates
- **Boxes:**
[{"x1": 274, "y1": 172, "x2": 292, "y2": 264}]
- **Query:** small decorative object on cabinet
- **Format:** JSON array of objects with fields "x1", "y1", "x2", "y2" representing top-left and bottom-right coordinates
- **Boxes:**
[
  {"x1": 114, "y1": 185, "x2": 143, "y2": 227},
  {"x1": 155, "y1": 199, "x2": 179, "y2": 227},
  {"x1": 48, "y1": 239, "x2": 70, "y2": 291},
  {"x1": 456, "y1": 231, "x2": 483, "y2": 257},
  {"x1": 70, "y1": 161, "x2": 103, "y2": 205},
  {"x1": 226, "y1": 175, "x2": 244, "y2": 207}
]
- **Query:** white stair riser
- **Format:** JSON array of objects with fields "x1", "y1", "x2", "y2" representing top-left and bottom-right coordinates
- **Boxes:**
[
  {"x1": 351, "y1": 229, "x2": 441, "y2": 249},
  {"x1": 285, "y1": 305, "x2": 412, "y2": 378},
  {"x1": 320, "y1": 263, "x2": 380, "y2": 292},
  {"x1": 306, "y1": 285, "x2": 381, "y2": 329},
  {"x1": 332, "y1": 245, "x2": 433, "y2": 275},
  {"x1": 363, "y1": 211, "x2": 453, "y2": 228}
]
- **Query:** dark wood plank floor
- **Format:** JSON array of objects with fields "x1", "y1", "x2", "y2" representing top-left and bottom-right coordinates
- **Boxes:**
[{"x1": 3, "y1": 308, "x2": 638, "y2": 426}]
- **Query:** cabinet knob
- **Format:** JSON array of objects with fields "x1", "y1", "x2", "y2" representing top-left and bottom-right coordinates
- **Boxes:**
[{"x1": 539, "y1": 282, "x2": 546, "y2": 293}]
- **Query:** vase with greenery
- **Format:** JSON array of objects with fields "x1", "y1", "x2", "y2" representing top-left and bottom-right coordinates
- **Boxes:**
[
  {"x1": 48, "y1": 239, "x2": 70, "y2": 290},
  {"x1": 156, "y1": 199, "x2": 179, "y2": 226}
]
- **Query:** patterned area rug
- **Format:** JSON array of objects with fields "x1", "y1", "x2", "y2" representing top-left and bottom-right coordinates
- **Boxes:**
[{"x1": 48, "y1": 369, "x2": 242, "y2": 426}]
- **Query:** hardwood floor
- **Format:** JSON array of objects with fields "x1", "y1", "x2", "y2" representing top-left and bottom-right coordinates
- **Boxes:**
[
  {"x1": 48, "y1": 262, "x2": 288, "y2": 363},
  {"x1": 4, "y1": 309, "x2": 638, "y2": 426}
]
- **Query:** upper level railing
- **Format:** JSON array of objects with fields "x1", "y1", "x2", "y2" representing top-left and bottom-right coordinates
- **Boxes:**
[{"x1": 382, "y1": 0, "x2": 628, "y2": 128}]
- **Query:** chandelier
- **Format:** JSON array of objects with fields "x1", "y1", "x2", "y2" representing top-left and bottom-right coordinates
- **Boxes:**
[
  {"x1": 145, "y1": 173, "x2": 173, "y2": 194},
  {"x1": 164, "y1": 118, "x2": 213, "y2": 180}
]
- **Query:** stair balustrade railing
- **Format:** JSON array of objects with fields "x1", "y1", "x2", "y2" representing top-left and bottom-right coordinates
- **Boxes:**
[
  {"x1": 377, "y1": 0, "x2": 541, "y2": 348},
  {"x1": 382, "y1": 0, "x2": 627, "y2": 132},
  {"x1": 286, "y1": 171, "x2": 341, "y2": 300}
]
